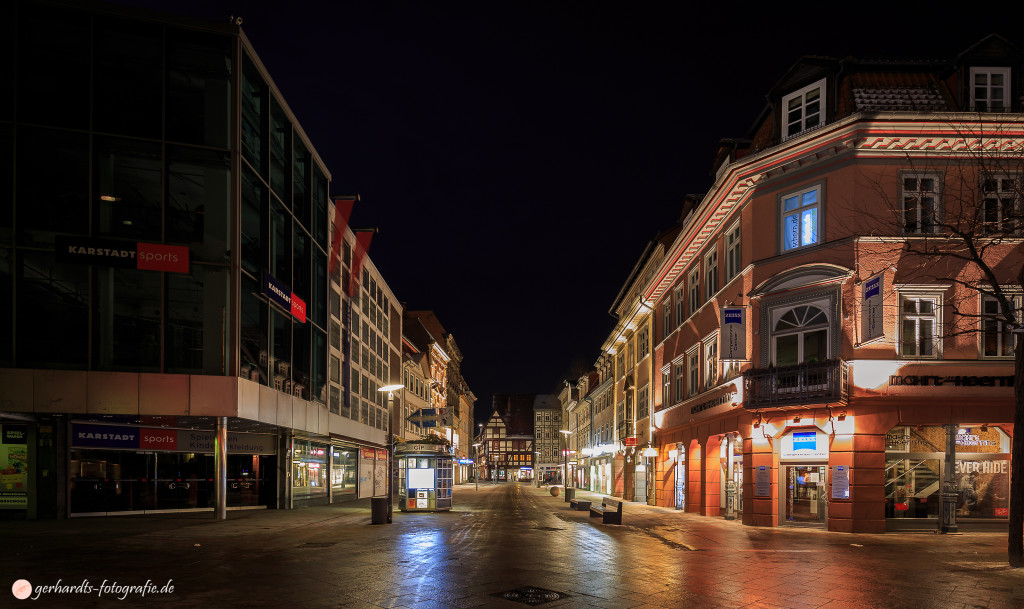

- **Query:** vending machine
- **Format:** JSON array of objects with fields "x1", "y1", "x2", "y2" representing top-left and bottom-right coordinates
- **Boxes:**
[{"x1": 396, "y1": 442, "x2": 453, "y2": 512}]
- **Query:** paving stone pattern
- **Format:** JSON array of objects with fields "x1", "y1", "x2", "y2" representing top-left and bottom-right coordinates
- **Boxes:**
[{"x1": 2, "y1": 483, "x2": 1023, "y2": 608}]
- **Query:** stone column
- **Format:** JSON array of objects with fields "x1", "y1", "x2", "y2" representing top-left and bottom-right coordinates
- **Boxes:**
[{"x1": 940, "y1": 424, "x2": 958, "y2": 533}]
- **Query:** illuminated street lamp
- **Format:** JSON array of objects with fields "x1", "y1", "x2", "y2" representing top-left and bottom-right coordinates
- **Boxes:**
[{"x1": 378, "y1": 384, "x2": 404, "y2": 524}]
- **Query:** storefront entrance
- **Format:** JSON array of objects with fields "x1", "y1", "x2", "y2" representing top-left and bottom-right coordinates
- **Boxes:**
[{"x1": 784, "y1": 464, "x2": 827, "y2": 526}]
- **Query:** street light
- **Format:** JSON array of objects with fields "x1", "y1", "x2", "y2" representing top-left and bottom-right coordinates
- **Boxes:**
[
  {"x1": 378, "y1": 384, "x2": 404, "y2": 524},
  {"x1": 473, "y1": 442, "x2": 482, "y2": 491},
  {"x1": 559, "y1": 430, "x2": 571, "y2": 490}
]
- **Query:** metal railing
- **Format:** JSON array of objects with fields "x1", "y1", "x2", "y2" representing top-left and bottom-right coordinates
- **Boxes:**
[{"x1": 743, "y1": 358, "x2": 848, "y2": 408}]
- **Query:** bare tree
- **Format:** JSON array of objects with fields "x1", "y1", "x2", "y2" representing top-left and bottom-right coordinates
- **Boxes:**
[{"x1": 848, "y1": 116, "x2": 1024, "y2": 564}]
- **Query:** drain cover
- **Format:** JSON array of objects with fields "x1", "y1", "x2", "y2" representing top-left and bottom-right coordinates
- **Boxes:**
[{"x1": 492, "y1": 586, "x2": 567, "y2": 605}]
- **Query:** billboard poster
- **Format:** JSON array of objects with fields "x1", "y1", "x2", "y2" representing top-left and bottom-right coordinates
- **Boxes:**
[
  {"x1": 861, "y1": 272, "x2": 884, "y2": 342},
  {"x1": 722, "y1": 307, "x2": 746, "y2": 360},
  {"x1": 1, "y1": 424, "x2": 29, "y2": 509},
  {"x1": 956, "y1": 459, "x2": 1010, "y2": 518}
]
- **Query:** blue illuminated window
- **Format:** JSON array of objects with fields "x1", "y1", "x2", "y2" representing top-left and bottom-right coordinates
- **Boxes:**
[{"x1": 781, "y1": 185, "x2": 821, "y2": 251}]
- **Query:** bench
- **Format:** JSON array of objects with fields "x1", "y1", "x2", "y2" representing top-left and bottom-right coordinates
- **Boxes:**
[
  {"x1": 588, "y1": 497, "x2": 623, "y2": 525},
  {"x1": 569, "y1": 498, "x2": 592, "y2": 511}
]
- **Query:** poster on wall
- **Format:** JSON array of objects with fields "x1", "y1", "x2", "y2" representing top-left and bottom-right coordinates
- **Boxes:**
[
  {"x1": 956, "y1": 459, "x2": 1010, "y2": 518},
  {"x1": 861, "y1": 272, "x2": 884, "y2": 343},
  {"x1": 755, "y1": 465, "x2": 770, "y2": 497},
  {"x1": 832, "y1": 465, "x2": 850, "y2": 500},
  {"x1": 0, "y1": 425, "x2": 28, "y2": 509},
  {"x1": 357, "y1": 448, "x2": 375, "y2": 498}
]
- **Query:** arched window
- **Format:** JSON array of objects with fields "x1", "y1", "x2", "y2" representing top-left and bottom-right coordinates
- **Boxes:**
[{"x1": 772, "y1": 304, "x2": 829, "y2": 366}]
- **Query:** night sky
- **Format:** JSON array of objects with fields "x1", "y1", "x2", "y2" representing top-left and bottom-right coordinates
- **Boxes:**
[{"x1": 109, "y1": 0, "x2": 1021, "y2": 424}]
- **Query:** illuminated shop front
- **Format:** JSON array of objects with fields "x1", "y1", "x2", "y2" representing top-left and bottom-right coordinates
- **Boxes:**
[
  {"x1": 70, "y1": 422, "x2": 277, "y2": 515},
  {"x1": 292, "y1": 437, "x2": 329, "y2": 506},
  {"x1": 885, "y1": 425, "x2": 1010, "y2": 524},
  {"x1": 330, "y1": 444, "x2": 358, "y2": 501}
]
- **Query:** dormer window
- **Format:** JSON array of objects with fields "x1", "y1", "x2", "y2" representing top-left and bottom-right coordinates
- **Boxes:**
[
  {"x1": 782, "y1": 78, "x2": 826, "y2": 139},
  {"x1": 970, "y1": 67, "x2": 1011, "y2": 111}
]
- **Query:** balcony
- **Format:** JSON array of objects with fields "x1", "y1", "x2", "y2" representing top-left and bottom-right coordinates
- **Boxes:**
[{"x1": 743, "y1": 359, "x2": 848, "y2": 409}]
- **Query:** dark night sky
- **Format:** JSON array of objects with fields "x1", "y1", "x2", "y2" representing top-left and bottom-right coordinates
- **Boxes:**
[{"x1": 109, "y1": 0, "x2": 1023, "y2": 423}]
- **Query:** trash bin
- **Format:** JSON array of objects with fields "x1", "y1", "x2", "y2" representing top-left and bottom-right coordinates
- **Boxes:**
[
  {"x1": 370, "y1": 496, "x2": 389, "y2": 524},
  {"x1": 564, "y1": 487, "x2": 575, "y2": 503}
]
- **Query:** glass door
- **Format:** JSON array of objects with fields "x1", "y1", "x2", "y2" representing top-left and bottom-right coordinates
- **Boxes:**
[
  {"x1": 674, "y1": 454, "x2": 686, "y2": 510},
  {"x1": 784, "y1": 464, "x2": 827, "y2": 525}
]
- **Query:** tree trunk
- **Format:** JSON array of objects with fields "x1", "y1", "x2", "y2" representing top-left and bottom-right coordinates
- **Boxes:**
[{"x1": 1010, "y1": 339, "x2": 1024, "y2": 566}]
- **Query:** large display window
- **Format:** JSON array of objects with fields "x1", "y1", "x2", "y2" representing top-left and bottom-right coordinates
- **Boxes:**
[
  {"x1": 885, "y1": 425, "x2": 1010, "y2": 520},
  {"x1": 292, "y1": 438, "x2": 328, "y2": 501},
  {"x1": 330, "y1": 445, "x2": 357, "y2": 500}
]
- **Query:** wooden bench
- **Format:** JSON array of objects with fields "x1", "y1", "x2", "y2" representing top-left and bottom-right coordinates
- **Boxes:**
[
  {"x1": 569, "y1": 498, "x2": 592, "y2": 511},
  {"x1": 588, "y1": 497, "x2": 623, "y2": 524}
]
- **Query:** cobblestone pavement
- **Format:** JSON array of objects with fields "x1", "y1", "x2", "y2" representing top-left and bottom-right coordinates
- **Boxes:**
[{"x1": 2, "y1": 482, "x2": 1023, "y2": 608}]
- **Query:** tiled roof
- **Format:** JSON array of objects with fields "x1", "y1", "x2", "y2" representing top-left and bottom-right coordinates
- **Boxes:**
[{"x1": 849, "y1": 72, "x2": 951, "y2": 112}]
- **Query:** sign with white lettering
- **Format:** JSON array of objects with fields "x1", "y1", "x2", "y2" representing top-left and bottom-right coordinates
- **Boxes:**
[
  {"x1": 262, "y1": 272, "x2": 307, "y2": 323},
  {"x1": 861, "y1": 273, "x2": 884, "y2": 342},
  {"x1": 722, "y1": 307, "x2": 746, "y2": 359},
  {"x1": 71, "y1": 424, "x2": 276, "y2": 454},
  {"x1": 55, "y1": 236, "x2": 189, "y2": 273}
]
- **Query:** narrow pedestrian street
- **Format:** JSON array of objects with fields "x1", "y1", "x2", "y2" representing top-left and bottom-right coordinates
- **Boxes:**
[{"x1": 3, "y1": 482, "x2": 1023, "y2": 608}]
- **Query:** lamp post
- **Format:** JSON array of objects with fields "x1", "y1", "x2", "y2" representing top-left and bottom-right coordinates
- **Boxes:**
[
  {"x1": 378, "y1": 384, "x2": 404, "y2": 524},
  {"x1": 559, "y1": 429, "x2": 571, "y2": 491},
  {"x1": 473, "y1": 442, "x2": 482, "y2": 491}
]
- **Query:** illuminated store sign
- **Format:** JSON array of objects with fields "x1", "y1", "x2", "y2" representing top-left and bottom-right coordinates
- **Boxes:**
[
  {"x1": 56, "y1": 236, "x2": 189, "y2": 273},
  {"x1": 71, "y1": 424, "x2": 276, "y2": 454},
  {"x1": 889, "y1": 375, "x2": 1014, "y2": 387},
  {"x1": 781, "y1": 430, "x2": 828, "y2": 459},
  {"x1": 262, "y1": 272, "x2": 306, "y2": 323}
]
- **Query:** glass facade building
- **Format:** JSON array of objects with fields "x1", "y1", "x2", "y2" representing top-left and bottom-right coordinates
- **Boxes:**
[{"x1": 0, "y1": 0, "x2": 401, "y2": 518}]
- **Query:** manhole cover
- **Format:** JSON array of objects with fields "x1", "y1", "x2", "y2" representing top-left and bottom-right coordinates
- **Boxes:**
[
  {"x1": 492, "y1": 586, "x2": 567, "y2": 605},
  {"x1": 296, "y1": 542, "x2": 335, "y2": 548}
]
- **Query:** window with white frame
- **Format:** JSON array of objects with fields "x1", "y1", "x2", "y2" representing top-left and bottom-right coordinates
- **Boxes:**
[
  {"x1": 705, "y1": 248, "x2": 718, "y2": 301},
  {"x1": 688, "y1": 268, "x2": 700, "y2": 317},
  {"x1": 981, "y1": 175, "x2": 1020, "y2": 235},
  {"x1": 780, "y1": 184, "x2": 822, "y2": 251},
  {"x1": 673, "y1": 359, "x2": 685, "y2": 403},
  {"x1": 704, "y1": 335, "x2": 719, "y2": 390},
  {"x1": 902, "y1": 173, "x2": 941, "y2": 234},
  {"x1": 638, "y1": 384, "x2": 649, "y2": 419},
  {"x1": 661, "y1": 366, "x2": 671, "y2": 408},
  {"x1": 687, "y1": 348, "x2": 700, "y2": 397},
  {"x1": 981, "y1": 294, "x2": 1020, "y2": 358},
  {"x1": 674, "y1": 285, "x2": 685, "y2": 327},
  {"x1": 771, "y1": 302, "x2": 830, "y2": 366},
  {"x1": 725, "y1": 222, "x2": 741, "y2": 281},
  {"x1": 899, "y1": 293, "x2": 941, "y2": 358},
  {"x1": 782, "y1": 78, "x2": 826, "y2": 139},
  {"x1": 970, "y1": 67, "x2": 1011, "y2": 111}
]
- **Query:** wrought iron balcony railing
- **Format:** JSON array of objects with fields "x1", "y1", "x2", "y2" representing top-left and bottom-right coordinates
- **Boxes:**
[{"x1": 743, "y1": 358, "x2": 848, "y2": 409}]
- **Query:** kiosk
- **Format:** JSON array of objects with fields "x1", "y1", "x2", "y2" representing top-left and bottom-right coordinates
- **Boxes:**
[{"x1": 397, "y1": 442, "x2": 453, "y2": 512}]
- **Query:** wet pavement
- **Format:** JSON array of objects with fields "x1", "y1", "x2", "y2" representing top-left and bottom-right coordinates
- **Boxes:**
[{"x1": 2, "y1": 482, "x2": 1023, "y2": 608}]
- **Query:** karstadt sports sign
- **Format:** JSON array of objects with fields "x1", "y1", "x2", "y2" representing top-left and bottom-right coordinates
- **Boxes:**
[{"x1": 55, "y1": 236, "x2": 189, "y2": 273}]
